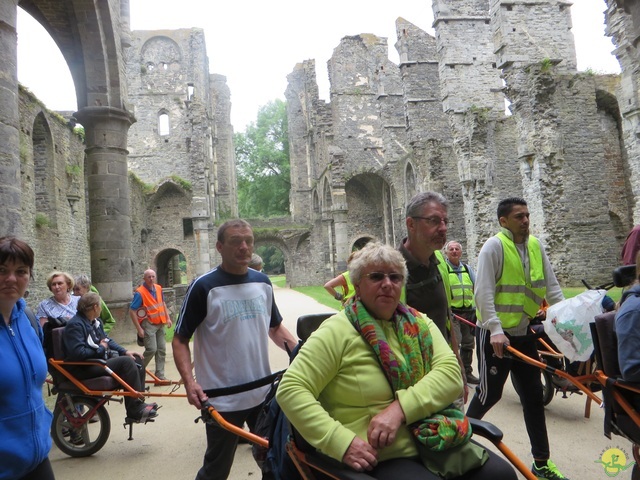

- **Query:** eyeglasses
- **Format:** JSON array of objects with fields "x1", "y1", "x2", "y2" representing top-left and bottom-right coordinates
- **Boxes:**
[
  {"x1": 364, "y1": 272, "x2": 405, "y2": 284},
  {"x1": 412, "y1": 216, "x2": 449, "y2": 227}
]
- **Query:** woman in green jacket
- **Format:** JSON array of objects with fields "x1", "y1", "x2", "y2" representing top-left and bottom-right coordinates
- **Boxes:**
[{"x1": 277, "y1": 242, "x2": 515, "y2": 479}]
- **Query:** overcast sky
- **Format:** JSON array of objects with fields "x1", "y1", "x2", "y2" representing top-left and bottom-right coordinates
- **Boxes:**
[{"x1": 17, "y1": 0, "x2": 619, "y2": 132}]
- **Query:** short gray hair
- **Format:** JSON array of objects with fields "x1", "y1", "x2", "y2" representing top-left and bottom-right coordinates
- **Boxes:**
[
  {"x1": 406, "y1": 192, "x2": 447, "y2": 218},
  {"x1": 74, "y1": 274, "x2": 92, "y2": 290},
  {"x1": 249, "y1": 254, "x2": 263, "y2": 269},
  {"x1": 349, "y1": 242, "x2": 408, "y2": 285}
]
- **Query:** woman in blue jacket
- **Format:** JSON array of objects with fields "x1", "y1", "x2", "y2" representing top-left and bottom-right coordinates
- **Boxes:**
[{"x1": 0, "y1": 237, "x2": 54, "y2": 480}]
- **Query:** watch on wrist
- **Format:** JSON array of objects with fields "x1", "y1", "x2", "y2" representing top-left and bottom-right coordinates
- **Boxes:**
[{"x1": 335, "y1": 293, "x2": 344, "y2": 301}]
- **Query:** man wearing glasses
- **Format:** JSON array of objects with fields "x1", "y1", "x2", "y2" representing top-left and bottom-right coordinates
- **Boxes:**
[{"x1": 398, "y1": 192, "x2": 452, "y2": 339}]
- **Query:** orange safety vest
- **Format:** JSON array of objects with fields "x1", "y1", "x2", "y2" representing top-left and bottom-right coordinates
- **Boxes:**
[{"x1": 136, "y1": 284, "x2": 169, "y2": 325}]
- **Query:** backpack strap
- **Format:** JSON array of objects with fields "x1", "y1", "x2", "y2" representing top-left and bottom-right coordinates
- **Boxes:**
[{"x1": 24, "y1": 306, "x2": 43, "y2": 343}]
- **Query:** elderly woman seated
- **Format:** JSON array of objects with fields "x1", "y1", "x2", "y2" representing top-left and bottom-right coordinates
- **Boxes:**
[
  {"x1": 62, "y1": 292, "x2": 158, "y2": 422},
  {"x1": 277, "y1": 243, "x2": 516, "y2": 479}
]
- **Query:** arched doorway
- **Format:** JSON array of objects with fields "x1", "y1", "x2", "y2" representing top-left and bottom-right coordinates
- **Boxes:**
[{"x1": 155, "y1": 248, "x2": 187, "y2": 287}]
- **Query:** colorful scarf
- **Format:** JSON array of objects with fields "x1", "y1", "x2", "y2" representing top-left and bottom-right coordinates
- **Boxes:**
[{"x1": 344, "y1": 297, "x2": 471, "y2": 451}]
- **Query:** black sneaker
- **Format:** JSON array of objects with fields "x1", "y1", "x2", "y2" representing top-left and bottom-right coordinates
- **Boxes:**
[
  {"x1": 466, "y1": 372, "x2": 480, "y2": 384},
  {"x1": 128, "y1": 403, "x2": 158, "y2": 423},
  {"x1": 531, "y1": 460, "x2": 569, "y2": 479}
]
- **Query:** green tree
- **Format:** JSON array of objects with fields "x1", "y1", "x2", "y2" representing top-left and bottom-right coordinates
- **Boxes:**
[
  {"x1": 256, "y1": 245, "x2": 285, "y2": 274},
  {"x1": 235, "y1": 99, "x2": 290, "y2": 217}
]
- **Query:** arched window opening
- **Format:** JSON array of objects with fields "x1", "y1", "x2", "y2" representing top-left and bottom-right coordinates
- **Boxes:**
[{"x1": 158, "y1": 112, "x2": 170, "y2": 136}]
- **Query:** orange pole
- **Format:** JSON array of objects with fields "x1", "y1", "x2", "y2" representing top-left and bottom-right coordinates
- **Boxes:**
[
  {"x1": 206, "y1": 406, "x2": 269, "y2": 448},
  {"x1": 505, "y1": 346, "x2": 602, "y2": 405}
]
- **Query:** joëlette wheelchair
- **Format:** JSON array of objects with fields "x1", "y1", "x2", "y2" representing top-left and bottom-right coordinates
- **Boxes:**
[
  {"x1": 47, "y1": 326, "x2": 186, "y2": 457},
  {"x1": 504, "y1": 265, "x2": 637, "y2": 416},
  {"x1": 590, "y1": 311, "x2": 640, "y2": 479},
  {"x1": 200, "y1": 313, "x2": 537, "y2": 480}
]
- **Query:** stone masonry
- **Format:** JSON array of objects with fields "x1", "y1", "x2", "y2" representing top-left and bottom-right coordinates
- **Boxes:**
[{"x1": 6, "y1": 0, "x2": 640, "y2": 331}]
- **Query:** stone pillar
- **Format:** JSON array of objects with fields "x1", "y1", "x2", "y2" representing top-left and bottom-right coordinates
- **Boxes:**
[
  {"x1": 74, "y1": 106, "x2": 136, "y2": 303},
  {"x1": 333, "y1": 208, "x2": 349, "y2": 273},
  {"x1": 0, "y1": 1, "x2": 21, "y2": 236},
  {"x1": 191, "y1": 196, "x2": 211, "y2": 277}
]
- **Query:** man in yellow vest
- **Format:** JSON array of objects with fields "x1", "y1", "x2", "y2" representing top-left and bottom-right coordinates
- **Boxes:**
[
  {"x1": 129, "y1": 269, "x2": 172, "y2": 380},
  {"x1": 444, "y1": 241, "x2": 479, "y2": 384},
  {"x1": 466, "y1": 197, "x2": 568, "y2": 480}
]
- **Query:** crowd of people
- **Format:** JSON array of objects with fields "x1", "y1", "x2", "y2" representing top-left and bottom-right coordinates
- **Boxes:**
[{"x1": 3, "y1": 193, "x2": 640, "y2": 480}]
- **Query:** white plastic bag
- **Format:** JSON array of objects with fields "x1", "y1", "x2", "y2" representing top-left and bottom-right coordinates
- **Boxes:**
[{"x1": 542, "y1": 289, "x2": 606, "y2": 362}]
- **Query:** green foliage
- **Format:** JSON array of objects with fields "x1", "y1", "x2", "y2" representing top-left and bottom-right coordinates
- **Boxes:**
[
  {"x1": 256, "y1": 245, "x2": 285, "y2": 274},
  {"x1": 169, "y1": 174, "x2": 192, "y2": 191},
  {"x1": 66, "y1": 164, "x2": 82, "y2": 177},
  {"x1": 235, "y1": 99, "x2": 291, "y2": 218},
  {"x1": 129, "y1": 171, "x2": 155, "y2": 195},
  {"x1": 35, "y1": 213, "x2": 50, "y2": 228},
  {"x1": 540, "y1": 57, "x2": 553, "y2": 73},
  {"x1": 73, "y1": 126, "x2": 85, "y2": 142}
]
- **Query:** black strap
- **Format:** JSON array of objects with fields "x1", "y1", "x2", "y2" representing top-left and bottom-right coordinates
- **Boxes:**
[
  {"x1": 204, "y1": 370, "x2": 285, "y2": 398},
  {"x1": 24, "y1": 307, "x2": 42, "y2": 342}
]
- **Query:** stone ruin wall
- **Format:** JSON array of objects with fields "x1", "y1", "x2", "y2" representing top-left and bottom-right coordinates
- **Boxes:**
[
  {"x1": 14, "y1": 0, "x2": 640, "y2": 309},
  {"x1": 13, "y1": 26, "x2": 236, "y2": 340},
  {"x1": 286, "y1": 0, "x2": 632, "y2": 287},
  {"x1": 125, "y1": 28, "x2": 236, "y2": 285},
  {"x1": 17, "y1": 88, "x2": 90, "y2": 305}
]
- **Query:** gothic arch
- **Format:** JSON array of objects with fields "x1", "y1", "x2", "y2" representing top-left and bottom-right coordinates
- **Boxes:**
[
  {"x1": 253, "y1": 232, "x2": 291, "y2": 275},
  {"x1": 20, "y1": 1, "x2": 129, "y2": 110},
  {"x1": 140, "y1": 36, "x2": 183, "y2": 72},
  {"x1": 345, "y1": 173, "x2": 396, "y2": 245},
  {"x1": 32, "y1": 112, "x2": 56, "y2": 228},
  {"x1": 405, "y1": 162, "x2": 417, "y2": 200},
  {"x1": 322, "y1": 178, "x2": 332, "y2": 212}
]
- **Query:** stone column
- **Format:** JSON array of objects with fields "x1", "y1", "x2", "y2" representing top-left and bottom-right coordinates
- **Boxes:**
[
  {"x1": 74, "y1": 106, "x2": 136, "y2": 302},
  {"x1": 333, "y1": 208, "x2": 350, "y2": 273},
  {"x1": 191, "y1": 196, "x2": 211, "y2": 277},
  {"x1": 0, "y1": 1, "x2": 21, "y2": 236}
]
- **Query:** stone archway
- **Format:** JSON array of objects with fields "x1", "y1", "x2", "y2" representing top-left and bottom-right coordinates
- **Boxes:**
[
  {"x1": 154, "y1": 248, "x2": 186, "y2": 288},
  {"x1": 9, "y1": 1, "x2": 135, "y2": 302}
]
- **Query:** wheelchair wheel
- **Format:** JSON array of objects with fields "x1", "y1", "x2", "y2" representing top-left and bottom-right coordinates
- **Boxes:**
[
  {"x1": 541, "y1": 369, "x2": 554, "y2": 406},
  {"x1": 51, "y1": 395, "x2": 111, "y2": 457}
]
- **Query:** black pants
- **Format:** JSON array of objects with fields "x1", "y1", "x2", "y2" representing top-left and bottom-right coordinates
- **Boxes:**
[
  {"x1": 196, "y1": 405, "x2": 261, "y2": 480},
  {"x1": 466, "y1": 328, "x2": 550, "y2": 460},
  {"x1": 369, "y1": 443, "x2": 516, "y2": 480},
  {"x1": 19, "y1": 457, "x2": 55, "y2": 480},
  {"x1": 68, "y1": 354, "x2": 145, "y2": 413}
]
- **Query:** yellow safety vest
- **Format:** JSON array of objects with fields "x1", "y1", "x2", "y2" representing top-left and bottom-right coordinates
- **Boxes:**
[
  {"x1": 447, "y1": 263, "x2": 474, "y2": 309},
  {"x1": 342, "y1": 271, "x2": 356, "y2": 302},
  {"x1": 488, "y1": 232, "x2": 546, "y2": 328}
]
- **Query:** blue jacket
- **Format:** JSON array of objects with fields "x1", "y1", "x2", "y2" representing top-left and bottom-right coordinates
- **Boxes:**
[
  {"x1": 615, "y1": 284, "x2": 640, "y2": 382},
  {"x1": 0, "y1": 298, "x2": 52, "y2": 479}
]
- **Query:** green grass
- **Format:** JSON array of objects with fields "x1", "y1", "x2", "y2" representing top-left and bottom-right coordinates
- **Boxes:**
[
  {"x1": 292, "y1": 286, "x2": 342, "y2": 310},
  {"x1": 564, "y1": 286, "x2": 622, "y2": 303}
]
